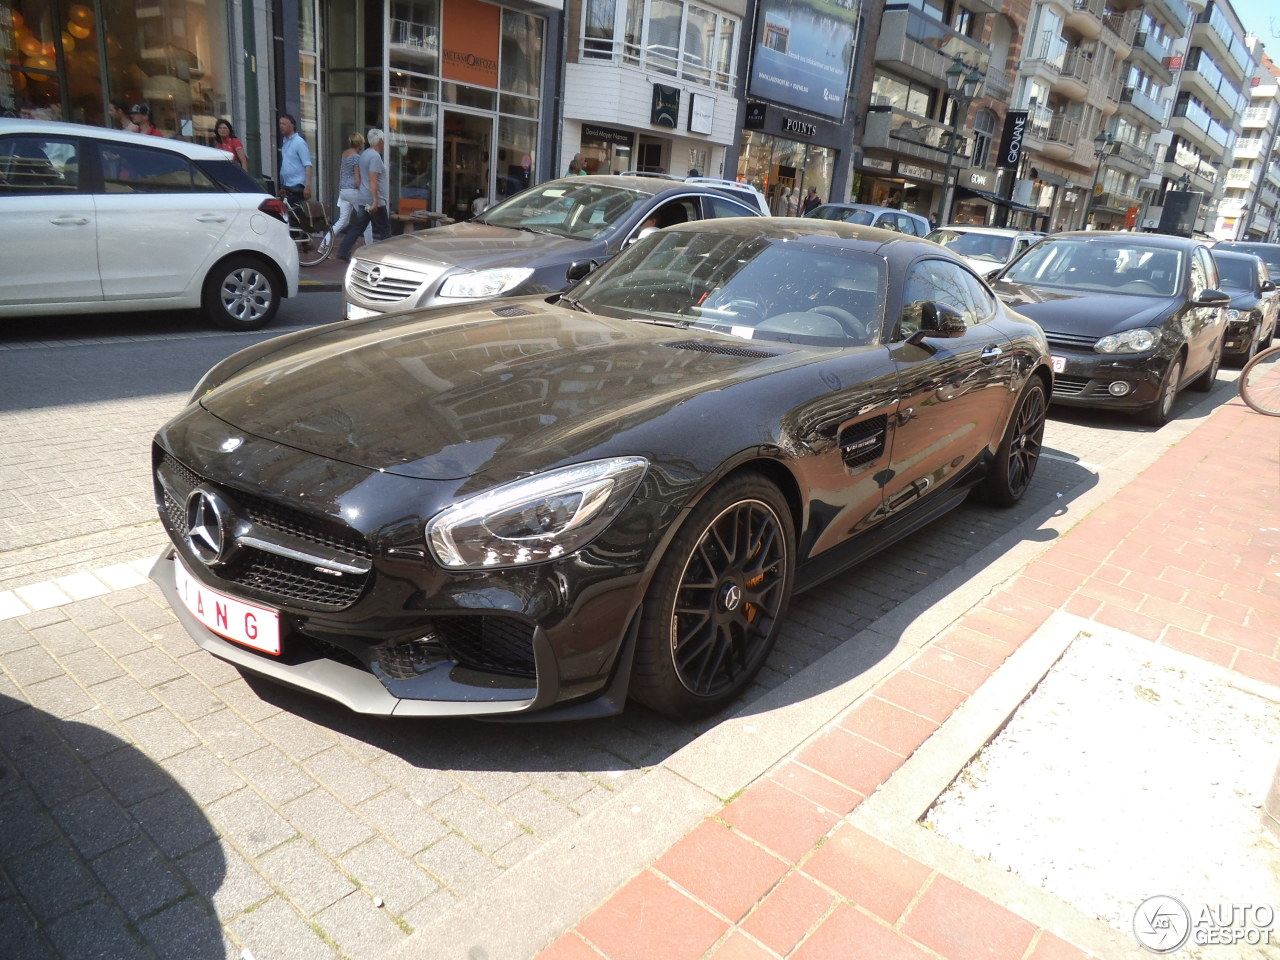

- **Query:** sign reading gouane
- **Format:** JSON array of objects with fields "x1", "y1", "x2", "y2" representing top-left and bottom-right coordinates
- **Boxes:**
[
  {"x1": 749, "y1": 0, "x2": 857, "y2": 120},
  {"x1": 996, "y1": 110, "x2": 1028, "y2": 171},
  {"x1": 441, "y1": 0, "x2": 500, "y2": 88}
]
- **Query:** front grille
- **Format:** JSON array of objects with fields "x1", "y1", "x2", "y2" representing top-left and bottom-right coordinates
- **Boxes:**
[
  {"x1": 436, "y1": 617, "x2": 537, "y2": 678},
  {"x1": 156, "y1": 450, "x2": 371, "y2": 610},
  {"x1": 1052, "y1": 375, "x2": 1091, "y2": 397},
  {"x1": 1045, "y1": 332, "x2": 1098, "y2": 350},
  {"x1": 348, "y1": 260, "x2": 433, "y2": 304},
  {"x1": 664, "y1": 339, "x2": 781, "y2": 359}
]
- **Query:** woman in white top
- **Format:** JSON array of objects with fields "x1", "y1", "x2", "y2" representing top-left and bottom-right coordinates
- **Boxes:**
[{"x1": 332, "y1": 132, "x2": 372, "y2": 246}]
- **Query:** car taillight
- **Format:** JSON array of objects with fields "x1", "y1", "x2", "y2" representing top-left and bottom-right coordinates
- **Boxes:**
[{"x1": 258, "y1": 197, "x2": 288, "y2": 222}]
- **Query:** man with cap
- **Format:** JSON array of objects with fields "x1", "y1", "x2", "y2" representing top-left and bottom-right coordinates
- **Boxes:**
[{"x1": 131, "y1": 104, "x2": 162, "y2": 137}]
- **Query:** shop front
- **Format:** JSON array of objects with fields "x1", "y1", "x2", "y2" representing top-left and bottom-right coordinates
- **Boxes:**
[
  {"x1": 737, "y1": 104, "x2": 843, "y2": 215},
  {"x1": 565, "y1": 84, "x2": 719, "y2": 179},
  {"x1": 852, "y1": 155, "x2": 940, "y2": 225}
]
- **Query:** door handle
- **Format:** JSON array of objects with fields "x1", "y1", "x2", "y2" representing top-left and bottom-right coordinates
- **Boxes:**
[
  {"x1": 980, "y1": 344, "x2": 1004, "y2": 363},
  {"x1": 196, "y1": 214, "x2": 229, "y2": 223},
  {"x1": 50, "y1": 216, "x2": 89, "y2": 225}
]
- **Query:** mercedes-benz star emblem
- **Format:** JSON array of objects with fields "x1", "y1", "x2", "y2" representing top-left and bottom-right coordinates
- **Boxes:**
[
  {"x1": 185, "y1": 489, "x2": 229, "y2": 565},
  {"x1": 723, "y1": 583, "x2": 742, "y2": 612},
  {"x1": 367, "y1": 265, "x2": 383, "y2": 286}
]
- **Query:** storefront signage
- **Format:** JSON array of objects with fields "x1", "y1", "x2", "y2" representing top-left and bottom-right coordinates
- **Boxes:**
[
  {"x1": 651, "y1": 84, "x2": 680, "y2": 129},
  {"x1": 689, "y1": 93, "x2": 715, "y2": 135},
  {"x1": 862, "y1": 157, "x2": 893, "y2": 172},
  {"x1": 995, "y1": 110, "x2": 1028, "y2": 171},
  {"x1": 897, "y1": 162, "x2": 936, "y2": 182},
  {"x1": 962, "y1": 168, "x2": 995, "y2": 190},
  {"x1": 582, "y1": 124, "x2": 633, "y2": 146},
  {"x1": 748, "y1": 0, "x2": 855, "y2": 120},
  {"x1": 441, "y1": 0, "x2": 500, "y2": 88},
  {"x1": 783, "y1": 117, "x2": 817, "y2": 137},
  {"x1": 744, "y1": 102, "x2": 768, "y2": 129}
]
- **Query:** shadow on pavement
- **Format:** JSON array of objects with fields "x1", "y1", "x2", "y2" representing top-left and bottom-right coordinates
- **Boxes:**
[{"x1": 0, "y1": 693, "x2": 227, "y2": 959}]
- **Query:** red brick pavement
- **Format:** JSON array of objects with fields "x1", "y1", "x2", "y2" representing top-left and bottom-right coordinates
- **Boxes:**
[{"x1": 535, "y1": 395, "x2": 1280, "y2": 960}]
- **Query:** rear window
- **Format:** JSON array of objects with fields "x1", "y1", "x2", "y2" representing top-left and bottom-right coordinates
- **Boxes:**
[
  {"x1": 197, "y1": 158, "x2": 269, "y2": 195},
  {"x1": 1215, "y1": 243, "x2": 1280, "y2": 276}
]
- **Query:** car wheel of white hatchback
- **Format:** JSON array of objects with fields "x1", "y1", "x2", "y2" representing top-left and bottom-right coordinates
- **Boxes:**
[{"x1": 204, "y1": 257, "x2": 281, "y2": 331}]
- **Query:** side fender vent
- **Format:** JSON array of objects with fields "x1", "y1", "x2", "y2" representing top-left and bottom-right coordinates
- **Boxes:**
[
  {"x1": 492, "y1": 305, "x2": 536, "y2": 318},
  {"x1": 838, "y1": 415, "x2": 888, "y2": 470},
  {"x1": 664, "y1": 339, "x2": 781, "y2": 359}
]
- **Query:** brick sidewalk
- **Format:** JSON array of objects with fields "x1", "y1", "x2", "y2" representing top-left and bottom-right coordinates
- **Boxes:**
[{"x1": 535, "y1": 394, "x2": 1280, "y2": 960}]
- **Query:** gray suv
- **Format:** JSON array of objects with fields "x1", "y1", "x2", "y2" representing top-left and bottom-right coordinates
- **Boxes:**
[{"x1": 342, "y1": 175, "x2": 763, "y2": 319}]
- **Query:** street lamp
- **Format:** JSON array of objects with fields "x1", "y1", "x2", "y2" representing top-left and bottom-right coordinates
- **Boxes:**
[
  {"x1": 1084, "y1": 130, "x2": 1117, "y2": 229},
  {"x1": 934, "y1": 55, "x2": 985, "y2": 226},
  {"x1": 1177, "y1": 171, "x2": 1192, "y2": 190}
]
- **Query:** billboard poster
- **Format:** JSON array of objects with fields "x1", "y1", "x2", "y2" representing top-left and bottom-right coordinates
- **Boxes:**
[{"x1": 748, "y1": 0, "x2": 857, "y2": 120}]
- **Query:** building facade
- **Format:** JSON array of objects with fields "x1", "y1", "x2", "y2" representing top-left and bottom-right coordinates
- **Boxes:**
[{"x1": 1212, "y1": 40, "x2": 1280, "y2": 241}]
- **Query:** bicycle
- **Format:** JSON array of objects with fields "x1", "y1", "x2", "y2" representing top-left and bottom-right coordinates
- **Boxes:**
[
  {"x1": 1239, "y1": 343, "x2": 1280, "y2": 416},
  {"x1": 278, "y1": 193, "x2": 334, "y2": 267}
]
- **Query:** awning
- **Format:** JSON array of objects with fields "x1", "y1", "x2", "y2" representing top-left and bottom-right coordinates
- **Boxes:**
[{"x1": 955, "y1": 186, "x2": 1039, "y2": 214}]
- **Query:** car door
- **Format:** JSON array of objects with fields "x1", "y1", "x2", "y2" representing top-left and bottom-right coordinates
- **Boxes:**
[
  {"x1": 700, "y1": 194, "x2": 765, "y2": 220},
  {"x1": 0, "y1": 132, "x2": 101, "y2": 306},
  {"x1": 882, "y1": 257, "x2": 1017, "y2": 516},
  {"x1": 1184, "y1": 246, "x2": 1225, "y2": 378},
  {"x1": 92, "y1": 140, "x2": 237, "y2": 300}
]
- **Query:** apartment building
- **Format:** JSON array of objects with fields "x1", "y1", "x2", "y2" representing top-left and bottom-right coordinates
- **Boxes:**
[{"x1": 1212, "y1": 41, "x2": 1280, "y2": 242}]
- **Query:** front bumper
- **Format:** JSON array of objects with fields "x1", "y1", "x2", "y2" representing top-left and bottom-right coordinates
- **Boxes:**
[{"x1": 1046, "y1": 347, "x2": 1168, "y2": 412}]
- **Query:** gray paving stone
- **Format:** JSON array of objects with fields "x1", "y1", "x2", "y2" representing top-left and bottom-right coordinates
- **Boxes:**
[
  {"x1": 159, "y1": 746, "x2": 245, "y2": 806},
  {"x1": 22, "y1": 674, "x2": 94, "y2": 720},
  {"x1": 145, "y1": 621, "x2": 201, "y2": 660},
  {"x1": 21, "y1": 739, "x2": 99, "y2": 807},
  {"x1": 207, "y1": 787, "x2": 298, "y2": 858},
  {"x1": 63, "y1": 597, "x2": 124, "y2": 632},
  {"x1": 137, "y1": 895, "x2": 234, "y2": 960},
  {"x1": 60, "y1": 706, "x2": 130, "y2": 760},
  {"x1": 227, "y1": 895, "x2": 338, "y2": 960},
  {"x1": 0, "y1": 789, "x2": 59, "y2": 860},
  {"x1": 85, "y1": 620, "x2": 153, "y2": 659},
  {"x1": 52, "y1": 787, "x2": 139, "y2": 859},
  {"x1": 357, "y1": 789, "x2": 451, "y2": 857},
  {"x1": 91, "y1": 745, "x2": 173, "y2": 807},
  {"x1": 174, "y1": 650, "x2": 244, "y2": 691},
  {"x1": 120, "y1": 708, "x2": 200, "y2": 762},
  {"x1": 371, "y1": 755, "x2": 460, "y2": 807},
  {"x1": 0, "y1": 891, "x2": 54, "y2": 960},
  {"x1": 177, "y1": 841, "x2": 273, "y2": 918},
  {"x1": 15, "y1": 607, "x2": 69, "y2": 630},
  {"x1": 255, "y1": 711, "x2": 337, "y2": 762},
  {"x1": 415, "y1": 833, "x2": 502, "y2": 897},
  {"x1": 451, "y1": 768, "x2": 530, "y2": 804},
  {"x1": 500, "y1": 784, "x2": 581, "y2": 840},
  {"x1": 569, "y1": 783, "x2": 616, "y2": 816},
  {"x1": 117, "y1": 647, "x2": 187, "y2": 689},
  {"x1": 1, "y1": 645, "x2": 62, "y2": 687},
  {"x1": 152, "y1": 675, "x2": 222, "y2": 723},
  {"x1": 88, "y1": 837, "x2": 187, "y2": 921},
  {"x1": 0, "y1": 620, "x2": 38, "y2": 655},
  {"x1": 304, "y1": 745, "x2": 389, "y2": 806},
  {"x1": 493, "y1": 829, "x2": 542, "y2": 870},
  {"x1": 233, "y1": 745, "x2": 318, "y2": 805},
  {"x1": 90, "y1": 675, "x2": 162, "y2": 722},
  {"x1": 0, "y1": 674, "x2": 25, "y2": 710},
  {"x1": 260, "y1": 837, "x2": 356, "y2": 916},
  {"x1": 399, "y1": 886, "x2": 459, "y2": 937},
  {"x1": 44, "y1": 898, "x2": 146, "y2": 960},
  {"x1": 189, "y1": 708, "x2": 269, "y2": 762},
  {"x1": 340, "y1": 837, "x2": 441, "y2": 916},
  {"x1": 29, "y1": 619, "x2": 95, "y2": 657},
  {"x1": 281, "y1": 788, "x2": 373, "y2": 857},
  {"x1": 7, "y1": 840, "x2": 96, "y2": 923},
  {"x1": 131, "y1": 789, "x2": 221, "y2": 859},
  {"x1": 60, "y1": 646, "x2": 126, "y2": 687},
  {"x1": 315, "y1": 890, "x2": 408, "y2": 960},
  {"x1": 430, "y1": 788, "x2": 525, "y2": 855}
]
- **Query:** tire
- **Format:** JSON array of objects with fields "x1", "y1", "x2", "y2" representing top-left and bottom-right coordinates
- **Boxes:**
[
  {"x1": 203, "y1": 257, "x2": 282, "y2": 331},
  {"x1": 630, "y1": 474, "x2": 795, "y2": 719},
  {"x1": 1189, "y1": 343, "x2": 1220, "y2": 392},
  {"x1": 1239, "y1": 345, "x2": 1280, "y2": 416},
  {"x1": 296, "y1": 225, "x2": 333, "y2": 267},
  {"x1": 976, "y1": 378, "x2": 1047, "y2": 508},
  {"x1": 1141, "y1": 356, "x2": 1183, "y2": 427}
]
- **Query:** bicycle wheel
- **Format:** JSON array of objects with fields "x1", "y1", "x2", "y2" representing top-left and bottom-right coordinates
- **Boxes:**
[
  {"x1": 296, "y1": 224, "x2": 333, "y2": 267},
  {"x1": 1239, "y1": 345, "x2": 1280, "y2": 416}
]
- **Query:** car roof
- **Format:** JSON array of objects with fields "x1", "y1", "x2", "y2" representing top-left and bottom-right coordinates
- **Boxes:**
[
  {"x1": 0, "y1": 117, "x2": 234, "y2": 162},
  {"x1": 932, "y1": 225, "x2": 1039, "y2": 237},
  {"x1": 1038, "y1": 230, "x2": 1202, "y2": 250},
  {"x1": 663, "y1": 215, "x2": 944, "y2": 252},
  {"x1": 554, "y1": 174, "x2": 746, "y2": 199}
]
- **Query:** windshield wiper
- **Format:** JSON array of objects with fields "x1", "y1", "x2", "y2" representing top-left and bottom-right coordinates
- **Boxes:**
[{"x1": 558, "y1": 295, "x2": 592, "y2": 313}]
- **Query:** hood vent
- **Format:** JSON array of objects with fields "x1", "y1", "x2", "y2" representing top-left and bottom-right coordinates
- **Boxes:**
[
  {"x1": 492, "y1": 305, "x2": 536, "y2": 318},
  {"x1": 664, "y1": 339, "x2": 781, "y2": 359}
]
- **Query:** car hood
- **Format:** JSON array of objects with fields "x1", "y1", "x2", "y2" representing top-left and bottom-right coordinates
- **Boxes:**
[
  {"x1": 198, "y1": 301, "x2": 809, "y2": 480},
  {"x1": 356, "y1": 221, "x2": 594, "y2": 273},
  {"x1": 991, "y1": 281, "x2": 1172, "y2": 336}
]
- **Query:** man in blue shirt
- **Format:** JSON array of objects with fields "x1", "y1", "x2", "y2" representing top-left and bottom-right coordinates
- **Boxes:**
[{"x1": 278, "y1": 114, "x2": 312, "y2": 203}]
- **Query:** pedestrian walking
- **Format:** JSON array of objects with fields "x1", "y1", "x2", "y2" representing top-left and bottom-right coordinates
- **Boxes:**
[
  {"x1": 785, "y1": 187, "x2": 800, "y2": 217},
  {"x1": 337, "y1": 128, "x2": 391, "y2": 261},
  {"x1": 108, "y1": 98, "x2": 138, "y2": 133},
  {"x1": 213, "y1": 118, "x2": 249, "y2": 171},
  {"x1": 332, "y1": 132, "x2": 372, "y2": 249},
  {"x1": 277, "y1": 114, "x2": 313, "y2": 202},
  {"x1": 567, "y1": 152, "x2": 588, "y2": 176},
  {"x1": 130, "y1": 104, "x2": 162, "y2": 137},
  {"x1": 801, "y1": 185, "x2": 822, "y2": 214}
]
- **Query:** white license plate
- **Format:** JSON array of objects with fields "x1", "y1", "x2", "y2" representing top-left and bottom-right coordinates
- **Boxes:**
[
  {"x1": 1051, "y1": 355, "x2": 1067, "y2": 373},
  {"x1": 174, "y1": 560, "x2": 281, "y2": 655},
  {"x1": 346, "y1": 303, "x2": 379, "y2": 320}
]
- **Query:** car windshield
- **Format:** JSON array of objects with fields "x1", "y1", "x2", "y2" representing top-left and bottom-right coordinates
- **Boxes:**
[
  {"x1": 572, "y1": 230, "x2": 886, "y2": 346},
  {"x1": 1001, "y1": 238, "x2": 1182, "y2": 297},
  {"x1": 474, "y1": 182, "x2": 649, "y2": 240},
  {"x1": 928, "y1": 230, "x2": 1014, "y2": 262},
  {"x1": 1216, "y1": 244, "x2": 1280, "y2": 276},
  {"x1": 1213, "y1": 256, "x2": 1254, "y2": 291},
  {"x1": 806, "y1": 206, "x2": 855, "y2": 222}
]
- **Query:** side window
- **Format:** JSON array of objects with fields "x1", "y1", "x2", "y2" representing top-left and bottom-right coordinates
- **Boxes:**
[
  {"x1": 898, "y1": 215, "x2": 923, "y2": 236},
  {"x1": 875, "y1": 214, "x2": 900, "y2": 232},
  {"x1": 703, "y1": 195, "x2": 759, "y2": 219},
  {"x1": 899, "y1": 259, "x2": 985, "y2": 338},
  {"x1": 0, "y1": 135, "x2": 80, "y2": 195},
  {"x1": 1196, "y1": 247, "x2": 1218, "y2": 293},
  {"x1": 98, "y1": 144, "x2": 218, "y2": 194},
  {"x1": 1188, "y1": 248, "x2": 1210, "y2": 298}
]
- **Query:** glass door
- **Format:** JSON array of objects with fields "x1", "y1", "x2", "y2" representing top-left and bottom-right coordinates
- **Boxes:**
[{"x1": 442, "y1": 110, "x2": 493, "y2": 221}]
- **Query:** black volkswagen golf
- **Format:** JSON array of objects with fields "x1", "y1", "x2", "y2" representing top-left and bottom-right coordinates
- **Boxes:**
[{"x1": 153, "y1": 219, "x2": 1051, "y2": 721}]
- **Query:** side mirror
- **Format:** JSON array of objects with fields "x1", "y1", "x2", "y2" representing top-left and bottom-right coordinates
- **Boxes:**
[
  {"x1": 907, "y1": 301, "x2": 967, "y2": 344},
  {"x1": 1261, "y1": 279, "x2": 1276, "y2": 293},
  {"x1": 471, "y1": 198, "x2": 490, "y2": 216},
  {"x1": 1193, "y1": 288, "x2": 1231, "y2": 307},
  {"x1": 565, "y1": 259, "x2": 597, "y2": 284},
  {"x1": 984, "y1": 269, "x2": 1001, "y2": 282}
]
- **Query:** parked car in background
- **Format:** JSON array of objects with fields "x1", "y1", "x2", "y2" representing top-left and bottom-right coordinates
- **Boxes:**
[
  {"x1": 926, "y1": 225, "x2": 1044, "y2": 275},
  {"x1": 1213, "y1": 240, "x2": 1280, "y2": 281},
  {"x1": 1210, "y1": 249, "x2": 1278, "y2": 365},
  {"x1": 156, "y1": 219, "x2": 1051, "y2": 721},
  {"x1": 0, "y1": 118, "x2": 298, "y2": 331},
  {"x1": 989, "y1": 231, "x2": 1229, "y2": 426},
  {"x1": 682, "y1": 176, "x2": 771, "y2": 215},
  {"x1": 803, "y1": 202, "x2": 932, "y2": 236},
  {"x1": 342, "y1": 175, "x2": 764, "y2": 320}
]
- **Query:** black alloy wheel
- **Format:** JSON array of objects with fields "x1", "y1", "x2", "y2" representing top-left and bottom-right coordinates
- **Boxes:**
[
  {"x1": 1190, "y1": 343, "x2": 1220, "y2": 392},
  {"x1": 1142, "y1": 356, "x2": 1183, "y2": 427},
  {"x1": 977, "y1": 379, "x2": 1047, "y2": 507},
  {"x1": 631, "y1": 475, "x2": 795, "y2": 719}
]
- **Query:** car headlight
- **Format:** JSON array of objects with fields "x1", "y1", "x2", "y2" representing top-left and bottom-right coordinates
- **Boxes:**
[
  {"x1": 426, "y1": 457, "x2": 648, "y2": 569},
  {"x1": 1225, "y1": 309, "x2": 1242, "y2": 322},
  {"x1": 438, "y1": 268, "x2": 535, "y2": 299},
  {"x1": 1095, "y1": 328, "x2": 1160, "y2": 354}
]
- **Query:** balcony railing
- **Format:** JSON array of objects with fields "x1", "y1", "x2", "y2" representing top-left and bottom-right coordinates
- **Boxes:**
[
  {"x1": 1226, "y1": 167, "x2": 1261, "y2": 188},
  {"x1": 1145, "y1": 0, "x2": 1192, "y2": 36},
  {"x1": 1235, "y1": 138, "x2": 1264, "y2": 159},
  {"x1": 1120, "y1": 85, "x2": 1167, "y2": 125},
  {"x1": 1061, "y1": 47, "x2": 1094, "y2": 86},
  {"x1": 1102, "y1": 9, "x2": 1137, "y2": 46},
  {"x1": 1046, "y1": 114, "x2": 1081, "y2": 148},
  {"x1": 875, "y1": 6, "x2": 990, "y2": 86},
  {"x1": 863, "y1": 107, "x2": 972, "y2": 162},
  {"x1": 1243, "y1": 106, "x2": 1273, "y2": 127},
  {"x1": 984, "y1": 66, "x2": 1013, "y2": 102}
]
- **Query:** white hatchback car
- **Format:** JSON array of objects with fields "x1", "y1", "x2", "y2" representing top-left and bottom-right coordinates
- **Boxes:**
[
  {"x1": 0, "y1": 119, "x2": 298, "y2": 330},
  {"x1": 925, "y1": 225, "x2": 1045, "y2": 276}
]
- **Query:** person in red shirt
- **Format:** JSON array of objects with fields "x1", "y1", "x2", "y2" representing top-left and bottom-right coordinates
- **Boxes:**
[
  {"x1": 131, "y1": 104, "x2": 163, "y2": 137},
  {"x1": 213, "y1": 118, "x2": 249, "y2": 170}
]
